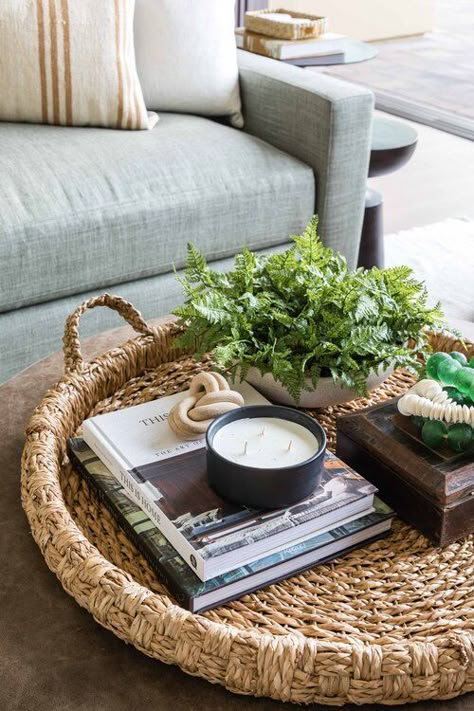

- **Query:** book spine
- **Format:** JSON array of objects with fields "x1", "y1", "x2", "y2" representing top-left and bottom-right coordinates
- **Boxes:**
[
  {"x1": 82, "y1": 422, "x2": 208, "y2": 581},
  {"x1": 236, "y1": 31, "x2": 343, "y2": 60},
  {"x1": 238, "y1": 34, "x2": 278, "y2": 59},
  {"x1": 284, "y1": 55, "x2": 345, "y2": 66},
  {"x1": 67, "y1": 444, "x2": 193, "y2": 610}
]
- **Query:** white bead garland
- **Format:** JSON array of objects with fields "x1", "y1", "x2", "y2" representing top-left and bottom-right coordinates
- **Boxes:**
[{"x1": 397, "y1": 378, "x2": 474, "y2": 426}]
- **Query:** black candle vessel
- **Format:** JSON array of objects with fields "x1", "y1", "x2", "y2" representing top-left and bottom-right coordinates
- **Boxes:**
[{"x1": 206, "y1": 405, "x2": 327, "y2": 509}]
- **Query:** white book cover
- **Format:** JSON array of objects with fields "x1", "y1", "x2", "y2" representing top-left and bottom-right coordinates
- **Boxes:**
[
  {"x1": 82, "y1": 381, "x2": 376, "y2": 581},
  {"x1": 235, "y1": 29, "x2": 346, "y2": 60}
]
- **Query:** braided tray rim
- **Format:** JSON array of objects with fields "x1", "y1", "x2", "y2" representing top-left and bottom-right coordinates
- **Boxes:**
[
  {"x1": 244, "y1": 9, "x2": 327, "y2": 40},
  {"x1": 21, "y1": 295, "x2": 474, "y2": 706}
]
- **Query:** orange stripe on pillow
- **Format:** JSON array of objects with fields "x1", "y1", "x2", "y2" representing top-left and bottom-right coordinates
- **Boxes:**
[
  {"x1": 123, "y1": 0, "x2": 133, "y2": 129},
  {"x1": 61, "y1": 0, "x2": 73, "y2": 125},
  {"x1": 36, "y1": 0, "x2": 48, "y2": 123},
  {"x1": 48, "y1": 0, "x2": 60, "y2": 125},
  {"x1": 134, "y1": 89, "x2": 141, "y2": 130},
  {"x1": 114, "y1": 0, "x2": 125, "y2": 128}
]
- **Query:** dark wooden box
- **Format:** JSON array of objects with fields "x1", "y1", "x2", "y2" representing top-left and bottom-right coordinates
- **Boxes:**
[{"x1": 336, "y1": 398, "x2": 474, "y2": 546}]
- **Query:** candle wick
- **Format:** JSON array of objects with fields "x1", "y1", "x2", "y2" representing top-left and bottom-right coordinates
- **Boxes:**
[
  {"x1": 287, "y1": 439, "x2": 293, "y2": 451},
  {"x1": 244, "y1": 440, "x2": 248, "y2": 455},
  {"x1": 261, "y1": 426, "x2": 266, "y2": 437}
]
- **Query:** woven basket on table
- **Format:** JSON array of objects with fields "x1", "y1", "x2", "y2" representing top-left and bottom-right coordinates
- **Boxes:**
[
  {"x1": 244, "y1": 9, "x2": 327, "y2": 40},
  {"x1": 22, "y1": 294, "x2": 474, "y2": 707}
]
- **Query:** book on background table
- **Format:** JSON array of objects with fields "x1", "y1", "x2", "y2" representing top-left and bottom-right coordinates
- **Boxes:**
[
  {"x1": 284, "y1": 54, "x2": 346, "y2": 67},
  {"x1": 68, "y1": 438, "x2": 394, "y2": 613},
  {"x1": 235, "y1": 28, "x2": 346, "y2": 60},
  {"x1": 82, "y1": 382, "x2": 377, "y2": 581}
]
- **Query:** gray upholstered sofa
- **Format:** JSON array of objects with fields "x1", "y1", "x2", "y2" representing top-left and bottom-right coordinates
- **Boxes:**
[{"x1": 0, "y1": 51, "x2": 373, "y2": 383}]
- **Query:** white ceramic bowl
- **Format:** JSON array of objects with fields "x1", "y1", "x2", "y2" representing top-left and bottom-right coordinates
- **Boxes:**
[{"x1": 244, "y1": 365, "x2": 394, "y2": 408}]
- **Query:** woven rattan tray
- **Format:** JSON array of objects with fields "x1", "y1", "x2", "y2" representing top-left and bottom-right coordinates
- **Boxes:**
[
  {"x1": 22, "y1": 295, "x2": 474, "y2": 706},
  {"x1": 244, "y1": 9, "x2": 327, "y2": 40}
]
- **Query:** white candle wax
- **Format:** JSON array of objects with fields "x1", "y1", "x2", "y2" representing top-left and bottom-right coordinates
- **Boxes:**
[{"x1": 212, "y1": 417, "x2": 319, "y2": 469}]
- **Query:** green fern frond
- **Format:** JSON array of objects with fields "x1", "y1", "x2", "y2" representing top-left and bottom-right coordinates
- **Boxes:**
[{"x1": 171, "y1": 216, "x2": 443, "y2": 403}]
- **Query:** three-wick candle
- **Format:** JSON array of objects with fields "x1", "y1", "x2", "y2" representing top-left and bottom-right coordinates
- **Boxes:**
[
  {"x1": 212, "y1": 417, "x2": 319, "y2": 468},
  {"x1": 206, "y1": 406, "x2": 326, "y2": 509}
]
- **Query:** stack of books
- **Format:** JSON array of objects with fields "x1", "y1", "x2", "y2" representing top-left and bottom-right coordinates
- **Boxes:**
[
  {"x1": 235, "y1": 27, "x2": 347, "y2": 66},
  {"x1": 67, "y1": 383, "x2": 393, "y2": 612}
]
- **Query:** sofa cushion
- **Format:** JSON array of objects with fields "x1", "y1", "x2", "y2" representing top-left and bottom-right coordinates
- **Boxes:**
[
  {"x1": 0, "y1": 115, "x2": 315, "y2": 312},
  {"x1": 0, "y1": 243, "x2": 290, "y2": 384}
]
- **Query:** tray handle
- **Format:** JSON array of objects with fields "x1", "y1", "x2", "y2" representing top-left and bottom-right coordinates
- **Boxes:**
[{"x1": 63, "y1": 293, "x2": 155, "y2": 373}]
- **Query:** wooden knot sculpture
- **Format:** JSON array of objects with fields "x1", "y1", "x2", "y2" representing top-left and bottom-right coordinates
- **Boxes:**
[{"x1": 168, "y1": 372, "x2": 244, "y2": 440}]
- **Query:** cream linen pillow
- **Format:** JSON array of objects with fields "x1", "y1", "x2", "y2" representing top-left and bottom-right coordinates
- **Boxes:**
[
  {"x1": 0, "y1": 0, "x2": 157, "y2": 129},
  {"x1": 134, "y1": 0, "x2": 243, "y2": 127}
]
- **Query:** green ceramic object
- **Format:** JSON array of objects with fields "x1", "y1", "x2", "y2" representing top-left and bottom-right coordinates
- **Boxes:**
[
  {"x1": 443, "y1": 387, "x2": 467, "y2": 405},
  {"x1": 436, "y1": 357, "x2": 461, "y2": 385},
  {"x1": 421, "y1": 420, "x2": 447, "y2": 448},
  {"x1": 406, "y1": 352, "x2": 474, "y2": 453},
  {"x1": 450, "y1": 351, "x2": 468, "y2": 365},
  {"x1": 454, "y1": 367, "x2": 474, "y2": 396},
  {"x1": 426, "y1": 352, "x2": 451, "y2": 380},
  {"x1": 447, "y1": 423, "x2": 473, "y2": 452}
]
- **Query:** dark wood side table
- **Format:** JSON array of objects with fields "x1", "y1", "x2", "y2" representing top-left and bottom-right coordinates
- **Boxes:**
[{"x1": 358, "y1": 116, "x2": 418, "y2": 269}]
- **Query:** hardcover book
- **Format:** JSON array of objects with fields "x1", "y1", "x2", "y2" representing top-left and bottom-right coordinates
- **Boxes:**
[
  {"x1": 336, "y1": 399, "x2": 474, "y2": 546},
  {"x1": 68, "y1": 438, "x2": 394, "y2": 613},
  {"x1": 235, "y1": 27, "x2": 346, "y2": 60},
  {"x1": 284, "y1": 55, "x2": 346, "y2": 67},
  {"x1": 82, "y1": 382, "x2": 377, "y2": 581}
]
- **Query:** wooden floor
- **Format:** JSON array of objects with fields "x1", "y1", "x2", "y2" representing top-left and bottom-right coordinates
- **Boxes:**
[
  {"x1": 318, "y1": 0, "x2": 474, "y2": 139},
  {"x1": 306, "y1": 0, "x2": 474, "y2": 234},
  {"x1": 370, "y1": 110, "x2": 474, "y2": 234}
]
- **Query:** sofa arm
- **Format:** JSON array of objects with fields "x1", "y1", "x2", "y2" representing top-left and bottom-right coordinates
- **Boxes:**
[{"x1": 237, "y1": 50, "x2": 374, "y2": 268}]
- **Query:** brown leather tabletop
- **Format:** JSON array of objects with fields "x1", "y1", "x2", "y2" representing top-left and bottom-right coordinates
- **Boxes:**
[{"x1": 2, "y1": 322, "x2": 472, "y2": 711}]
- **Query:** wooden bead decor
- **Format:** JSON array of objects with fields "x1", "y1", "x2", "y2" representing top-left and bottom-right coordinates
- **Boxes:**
[
  {"x1": 21, "y1": 295, "x2": 474, "y2": 707},
  {"x1": 168, "y1": 371, "x2": 245, "y2": 439}
]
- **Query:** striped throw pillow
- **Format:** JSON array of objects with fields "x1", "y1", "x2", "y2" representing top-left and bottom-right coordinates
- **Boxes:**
[{"x1": 0, "y1": 0, "x2": 157, "y2": 130}]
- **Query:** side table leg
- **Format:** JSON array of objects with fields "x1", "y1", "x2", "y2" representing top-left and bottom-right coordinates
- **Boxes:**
[{"x1": 358, "y1": 188, "x2": 384, "y2": 269}]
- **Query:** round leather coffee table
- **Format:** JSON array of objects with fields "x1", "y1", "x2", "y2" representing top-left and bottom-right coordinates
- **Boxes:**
[
  {"x1": 358, "y1": 116, "x2": 418, "y2": 269},
  {"x1": 2, "y1": 321, "x2": 472, "y2": 711}
]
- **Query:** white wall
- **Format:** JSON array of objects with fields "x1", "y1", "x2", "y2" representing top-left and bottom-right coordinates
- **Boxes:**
[{"x1": 268, "y1": 0, "x2": 435, "y2": 41}]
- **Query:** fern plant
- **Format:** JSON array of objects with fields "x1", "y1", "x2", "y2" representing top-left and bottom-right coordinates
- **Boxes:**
[{"x1": 173, "y1": 217, "x2": 443, "y2": 402}]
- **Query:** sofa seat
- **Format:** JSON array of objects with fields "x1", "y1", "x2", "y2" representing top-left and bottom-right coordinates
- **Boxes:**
[{"x1": 0, "y1": 115, "x2": 315, "y2": 313}]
